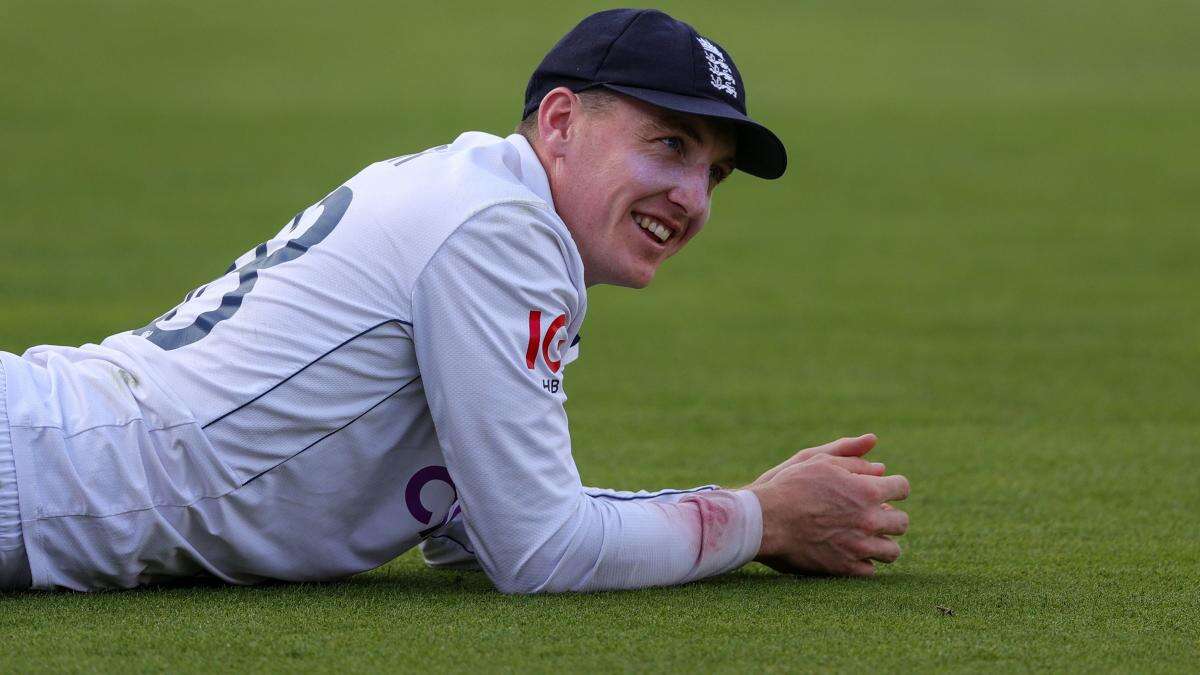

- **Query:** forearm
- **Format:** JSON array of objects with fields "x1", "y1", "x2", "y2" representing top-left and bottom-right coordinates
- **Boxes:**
[
  {"x1": 466, "y1": 488, "x2": 762, "y2": 593},
  {"x1": 423, "y1": 484, "x2": 751, "y2": 577}
]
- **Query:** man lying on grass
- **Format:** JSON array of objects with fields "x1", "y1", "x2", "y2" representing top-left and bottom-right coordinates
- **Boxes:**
[{"x1": 0, "y1": 9, "x2": 909, "y2": 592}]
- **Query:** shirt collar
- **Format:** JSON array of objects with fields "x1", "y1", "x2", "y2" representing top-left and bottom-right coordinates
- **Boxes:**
[{"x1": 505, "y1": 133, "x2": 555, "y2": 211}]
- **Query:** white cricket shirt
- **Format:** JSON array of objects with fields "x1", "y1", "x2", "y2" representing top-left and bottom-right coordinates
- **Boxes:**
[{"x1": 0, "y1": 132, "x2": 762, "y2": 592}]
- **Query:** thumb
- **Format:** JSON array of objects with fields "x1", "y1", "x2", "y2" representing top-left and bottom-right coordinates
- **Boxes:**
[
  {"x1": 755, "y1": 434, "x2": 880, "y2": 486},
  {"x1": 825, "y1": 455, "x2": 887, "y2": 476},
  {"x1": 819, "y1": 433, "x2": 877, "y2": 458}
]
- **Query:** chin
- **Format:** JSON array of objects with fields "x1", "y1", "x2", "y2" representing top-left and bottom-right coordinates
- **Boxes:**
[
  {"x1": 591, "y1": 259, "x2": 659, "y2": 288},
  {"x1": 617, "y1": 268, "x2": 655, "y2": 289}
]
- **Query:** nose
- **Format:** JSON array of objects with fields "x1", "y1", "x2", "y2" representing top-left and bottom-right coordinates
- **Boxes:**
[{"x1": 667, "y1": 163, "x2": 711, "y2": 222}]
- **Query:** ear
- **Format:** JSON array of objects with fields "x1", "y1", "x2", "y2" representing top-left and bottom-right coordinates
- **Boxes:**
[{"x1": 536, "y1": 87, "x2": 582, "y2": 158}]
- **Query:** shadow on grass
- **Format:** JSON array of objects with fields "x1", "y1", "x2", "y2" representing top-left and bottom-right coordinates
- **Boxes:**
[
  {"x1": 1, "y1": 563, "x2": 977, "y2": 606},
  {"x1": 0, "y1": 566, "x2": 494, "y2": 604}
]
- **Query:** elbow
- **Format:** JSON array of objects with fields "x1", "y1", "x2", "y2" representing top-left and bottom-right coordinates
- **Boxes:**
[
  {"x1": 480, "y1": 499, "x2": 607, "y2": 594},
  {"x1": 488, "y1": 568, "x2": 562, "y2": 595},
  {"x1": 491, "y1": 577, "x2": 541, "y2": 595},
  {"x1": 486, "y1": 549, "x2": 585, "y2": 594}
]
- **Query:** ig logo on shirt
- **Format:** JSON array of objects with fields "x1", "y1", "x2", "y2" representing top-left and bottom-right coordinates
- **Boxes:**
[{"x1": 525, "y1": 309, "x2": 567, "y2": 393}]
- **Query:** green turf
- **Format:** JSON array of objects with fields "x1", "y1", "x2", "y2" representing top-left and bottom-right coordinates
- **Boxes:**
[{"x1": 2, "y1": 0, "x2": 1198, "y2": 671}]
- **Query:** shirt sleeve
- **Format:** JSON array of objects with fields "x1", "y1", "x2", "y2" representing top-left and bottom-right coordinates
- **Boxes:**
[
  {"x1": 419, "y1": 485, "x2": 727, "y2": 571},
  {"x1": 410, "y1": 202, "x2": 762, "y2": 593}
]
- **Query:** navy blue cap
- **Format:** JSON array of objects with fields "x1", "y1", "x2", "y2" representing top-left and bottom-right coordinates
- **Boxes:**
[{"x1": 524, "y1": 9, "x2": 787, "y2": 179}]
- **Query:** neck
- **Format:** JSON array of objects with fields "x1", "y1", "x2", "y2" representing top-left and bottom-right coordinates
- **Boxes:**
[{"x1": 524, "y1": 137, "x2": 598, "y2": 287}]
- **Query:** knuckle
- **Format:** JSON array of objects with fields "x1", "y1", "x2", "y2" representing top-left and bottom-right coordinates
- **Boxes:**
[
  {"x1": 859, "y1": 511, "x2": 881, "y2": 533},
  {"x1": 807, "y1": 461, "x2": 835, "y2": 477},
  {"x1": 863, "y1": 482, "x2": 883, "y2": 503},
  {"x1": 847, "y1": 535, "x2": 874, "y2": 558}
]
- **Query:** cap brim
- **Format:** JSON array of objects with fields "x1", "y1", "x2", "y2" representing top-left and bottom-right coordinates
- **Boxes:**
[{"x1": 601, "y1": 84, "x2": 787, "y2": 179}]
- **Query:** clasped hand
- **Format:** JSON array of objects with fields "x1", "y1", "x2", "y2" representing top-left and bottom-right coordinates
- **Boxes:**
[{"x1": 746, "y1": 434, "x2": 910, "y2": 577}]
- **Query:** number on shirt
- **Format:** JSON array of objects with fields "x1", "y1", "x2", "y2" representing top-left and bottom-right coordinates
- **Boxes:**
[{"x1": 136, "y1": 186, "x2": 354, "y2": 350}]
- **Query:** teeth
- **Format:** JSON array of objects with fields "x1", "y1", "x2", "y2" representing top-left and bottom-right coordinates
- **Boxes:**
[{"x1": 634, "y1": 214, "x2": 671, "y2": 243}]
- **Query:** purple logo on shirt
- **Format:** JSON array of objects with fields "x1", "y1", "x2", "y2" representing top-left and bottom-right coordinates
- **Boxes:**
[{"x1": 405, "y1": 465, "x2": 458, "y2": 537}]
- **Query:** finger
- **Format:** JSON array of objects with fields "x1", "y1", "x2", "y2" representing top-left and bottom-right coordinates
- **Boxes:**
[
  {"x1": 873, "y1": 507, "x2": 909, "y2": 536},
  {"x1": 874, "y1": 474, "x2": 910, "y2": 502},
  {"x1": 758, "y1": 434, "x2": 880, "y2": 485},
  {"x1": 862, "y1": 536, "x2": 902, "y2": 564},
  {"x1": 826, "y1": 455, "x2": 887, "y2": 476},
  {"x1": 805, "y1": 433, "x2": 877, "y2": 460},
  {"x1": 783, "y1": 434, "x2": 879, "y2": 469},
  {"x1": 826, "y1": 433, "x2": 877, "y2": 457},
  {"x1": 845, "y1": 560, "x2": 876, "y2": 577}
]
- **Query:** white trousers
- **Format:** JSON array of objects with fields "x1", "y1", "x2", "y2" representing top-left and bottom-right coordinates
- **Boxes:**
[{"x1": 0, "y1": 358, "x2": 31, "y2": 589}]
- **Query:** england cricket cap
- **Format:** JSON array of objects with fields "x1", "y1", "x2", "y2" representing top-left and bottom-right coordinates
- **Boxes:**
[{"x1": 524, "y1": 8, "x2": 787, "y2": 179}]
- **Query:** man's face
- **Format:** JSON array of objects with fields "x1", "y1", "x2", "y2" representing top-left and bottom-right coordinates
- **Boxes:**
[{"x1": 549, "y1": 93, "x2": 737, "y2": 288}]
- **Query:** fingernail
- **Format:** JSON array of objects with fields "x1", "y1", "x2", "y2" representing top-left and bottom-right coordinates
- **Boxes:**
[{"x1": 871, "y1": 462, "x2": 885, "y2": 471}]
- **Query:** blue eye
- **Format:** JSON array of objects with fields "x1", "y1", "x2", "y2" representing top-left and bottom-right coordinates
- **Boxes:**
[{"x1": 661, "y1": 137, "x2": 684, "y2": 153}]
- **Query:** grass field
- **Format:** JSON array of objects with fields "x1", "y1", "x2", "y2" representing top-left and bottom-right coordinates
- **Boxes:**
[{"x1": 2, "y1": 0, "x2": 1198, "y2": 671}]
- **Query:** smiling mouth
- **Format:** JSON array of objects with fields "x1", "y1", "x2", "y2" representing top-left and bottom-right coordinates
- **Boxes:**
[{"x1": 633, "y1": 213, "x2": 673, "y2": 245}]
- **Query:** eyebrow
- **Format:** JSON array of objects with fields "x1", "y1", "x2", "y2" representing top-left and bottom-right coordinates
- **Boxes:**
[{"x1": 641, "y1": 114, "x2": 736, "y2": 167}]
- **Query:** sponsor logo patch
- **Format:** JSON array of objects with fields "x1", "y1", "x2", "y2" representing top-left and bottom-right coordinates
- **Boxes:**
[
  {"x1": 525, "y1": 309, "x2": 568, "y2": 374},
  {"x1": 406, "y1": 465, "x2": 458, "y2": 538},
  {"x1": 526, "y1": 309, "x2": 568, "y2": 392}
]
